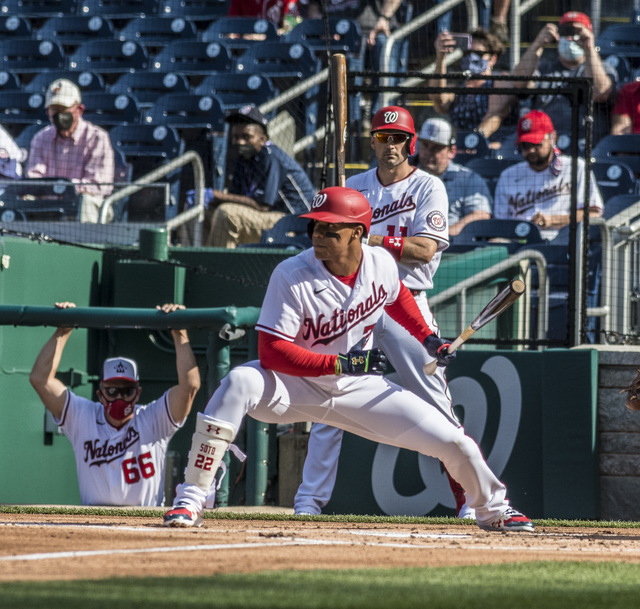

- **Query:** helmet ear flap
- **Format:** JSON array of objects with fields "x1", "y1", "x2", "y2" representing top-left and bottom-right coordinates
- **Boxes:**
[{"x1": 306, "y1": 219, "x2": 315, "y2": 239}]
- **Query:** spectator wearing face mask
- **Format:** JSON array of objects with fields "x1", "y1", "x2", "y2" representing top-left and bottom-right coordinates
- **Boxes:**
[
  {"x1": 203, "y1": 106, "x2": 315, "y2": 248},
  {"x1": 27, "y1": 79, "x2": 115, "y2": 223},
  {"x1": 510, "y1": 12, "x2": 617, "y2": 146},
  {"x1": 429, "y1": 28, "x2": 518, "y2": 147}
]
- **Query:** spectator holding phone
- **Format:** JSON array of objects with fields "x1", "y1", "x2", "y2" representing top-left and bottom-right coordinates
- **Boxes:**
[{"x1": 429, "y1": 28, "x2": 517, "y2": 146}]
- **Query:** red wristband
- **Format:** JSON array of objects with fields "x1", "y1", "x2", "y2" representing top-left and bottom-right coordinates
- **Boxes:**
[{"x1": 383, "y1": 236, "x2": 404, "y2": 261}]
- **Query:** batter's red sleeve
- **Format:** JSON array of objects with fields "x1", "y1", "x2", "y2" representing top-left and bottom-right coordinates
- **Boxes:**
[
  {"x1": 259, "y1": 332, "x2": 337, "y2": 377},
  {"x1": 385, "y1": 283, "x2": 434, "y2": 342}
]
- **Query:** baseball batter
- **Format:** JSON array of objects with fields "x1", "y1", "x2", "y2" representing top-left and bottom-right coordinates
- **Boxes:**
[
  {"x1": 163, "y1": 186, "x2": 534, "y2": 532},
  {"x1": 30, "y1": 302, "x2": 201, "y2": 506},
  {"x1": 294, "y1": 107, "x2": 472, "y2": 519},
  {"x1": 494, "y1": 110, "x2": 603, "y2": 241}
]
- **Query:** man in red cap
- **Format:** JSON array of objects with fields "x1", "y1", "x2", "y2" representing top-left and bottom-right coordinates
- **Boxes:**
[
  {"x1": 611, "y1": 81, "x2": 640, "y2": 135},
  {"x1": 494, "y1": 110, "x2": 603, "y2": 240},
  {"x1": 510, "y1": 11, "x2": 616, "y2": 145}
]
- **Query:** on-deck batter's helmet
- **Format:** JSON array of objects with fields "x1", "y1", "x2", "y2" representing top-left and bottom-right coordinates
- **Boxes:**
[
  {"x1": 300, "y1": 187, "x2": 372, "y2": 237},
  {"x1": 370, "y1": 106, "x2": 417, "y2": 155}
]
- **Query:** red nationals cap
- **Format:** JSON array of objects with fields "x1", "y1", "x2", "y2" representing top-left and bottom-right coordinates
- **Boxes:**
[
  {"x1": 516, "y1": 110, "x2": 555, "y2": 144},
  {"x1": 559, "y1": 11, "x2": 593, "y2": 31}
]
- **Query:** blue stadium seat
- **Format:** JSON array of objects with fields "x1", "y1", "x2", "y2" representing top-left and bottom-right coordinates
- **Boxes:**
[
  {"x1": 36, "y1": 16, "x2": 115, "y2": 46},
  {"x1": 603, "y1": 55, "x2": 632, "y2": 86},
  {"x1": 150, "y1": 41, "x2": 232, "y2": 75},
  {"x1": 144, "y1": 92, "x2": 225, "y2": 130},
  {"x1": 68, "y1": 40, "x2": 149, "y2": 74},
  {"x1": 596, "y1": 24, "x2": 640, "y2": 59},
  {"x1": 201, "y1": 18, "x2": 279, "y2": 54},
  {"x1": 110, "y1": 123, "x2": 182, "y2": 158},
  {"x1": 24, "y1": 70, "x2": 106, "y2": 94},
  {"x1": 236, "y1": 42, "x2": 320, "y2": 80},
  {"x1": 79, "y1": 0, "x2": 160, "y2": 18},
  {"x1": 491, "y1": 132, "x2": 520, "y2": 160},
  {"x1": 81, "y1": 92, "x2": 141, "y2": 127},
  {"x1": 0, "y1": 0, "x2": 77, "y2": 17},
  {"x1": 0, "y1": 91, "x2": 48, "y2": 126},
  {"x1": 603, "y1": 194, "x2": 640, "y2": 221},
  {"x1": 0, "y1": 39, "x2": 65, "y2": 74},
  {"x1": 238, "y1": 214, "x2": 311, "y2": 250},
  {"x1": 118, "y1": 16, "x2": 197, "y2": 49},
  {"x1": 160, "y1": 0, "x2": 229, "y2": 20},
  {"x1": 449, "y1": 219, "x2": 543, "y2": 253},
  {"x1": 593, "y1": 134, "x2": 640, "y2": 177},
  {"x1": 0, "y1": 178, "x2": 80, "y2": 222},
  {"x1": 284, "y1": 18, "x2": 362, "y2": 57},
  {"x1": 0, "y1": 16, "x2": 31, "y2": 36},
  {"x1": 0, "y1": 71, "x2": 20, "y2": 92},
  {"x1": 14, "y1": 123, "x2": 44, "y2": 150},
  {"x1": 110, "y1": 72, "x2": 189, "y2": 108},
  {"x1": 634, "y1": 9, "x2": 640, "y2": 26},
  {"x1": 591, "y1": 161, "x2": 636, "y2": 202},
  {"x1": 452, "y1": 131, "x2": 491, "y2": 166},
  {"x1": 193, "y1": 73, "x2": 277, "y2": 110},
  {"x1": 464, "y1": 158, "x2": 520, "y2": 197}
]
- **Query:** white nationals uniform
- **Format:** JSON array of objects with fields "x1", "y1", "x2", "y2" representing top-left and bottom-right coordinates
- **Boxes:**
[
  {"x1": 54, "y1": 390, "x2": 182, "y2": 506},
  {"x1": 294, "y1": 169, "x2": 464, "y2": 516},
  {"x1": 494, "y1": 155, "x2": 603, "y2": 240},
  {"x1": 175, "y1": 246, "x2": 509, "y2": 527}
]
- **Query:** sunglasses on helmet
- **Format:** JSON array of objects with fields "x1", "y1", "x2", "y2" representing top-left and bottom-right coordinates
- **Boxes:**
[
  {"x1": 373, "y1": 132, "x2": 409, "y2": 144},
  {"x1": 101, "y1": 385, "x2": 138, "y2": 401}
]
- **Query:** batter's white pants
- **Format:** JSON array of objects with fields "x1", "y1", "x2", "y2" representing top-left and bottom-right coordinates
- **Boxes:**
[
  {"x1": 294, "y1": 293, "x2": 461, "y2": 515},
  {"x1": 174, "y1": 359, "x2": 509, "y2": 527}
]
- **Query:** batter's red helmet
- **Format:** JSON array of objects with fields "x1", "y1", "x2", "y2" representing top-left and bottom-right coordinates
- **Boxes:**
[
  {"x1": 371, "y1": 106, "x2": 417, "y2": 155},
  {"x1": 300, "y1": 187, "x2": 372, "y2": 237}
]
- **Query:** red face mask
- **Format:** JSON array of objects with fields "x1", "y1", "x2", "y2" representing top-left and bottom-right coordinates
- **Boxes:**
[{"x1": 104, "y1": 399, "x2": 135, "y2": 421}]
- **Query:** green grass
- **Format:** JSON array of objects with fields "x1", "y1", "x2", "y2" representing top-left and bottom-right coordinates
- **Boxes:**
[
  {"x1": 2, "y1": 505, "x2": 640, "y2": 529},
  {"x1": 2, "y1": 563, "x2": 640, "y2": 608}
]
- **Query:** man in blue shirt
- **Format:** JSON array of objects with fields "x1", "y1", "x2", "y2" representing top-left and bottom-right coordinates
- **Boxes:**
[
  {"x1": 417, "y1": 118, "x2": 493, "y2": 236},
  {"x1": 206, "y1": 106, "x2": 314, "y2": 248}
]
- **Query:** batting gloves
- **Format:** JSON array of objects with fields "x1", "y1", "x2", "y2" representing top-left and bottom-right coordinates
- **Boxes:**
[
  {"x1": 336, "y1": 348, "x2": 388, "y2": 376},
  {"x1": 423, "y1": 335, "x2": 456, "y2": 367}
]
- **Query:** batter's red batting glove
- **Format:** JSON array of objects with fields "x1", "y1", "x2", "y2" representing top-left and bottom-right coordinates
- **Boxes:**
[
  {"x1": 336, "y1": 348, "x2": 388, "y2": 376},
  {"x1": 423, "y1": 335, "x2": 456, "y2": 367}
]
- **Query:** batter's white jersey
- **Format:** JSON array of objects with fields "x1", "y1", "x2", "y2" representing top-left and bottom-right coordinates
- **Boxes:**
[
  {"x1": 346, "y1": 168, "x2": 449, "y2": 290},
  {"x1": 54, "y1": 390, "x2": 182, "y2": 506},
  {"x1": 494, "y1": 155, "x2": 603, "y2": 240}
]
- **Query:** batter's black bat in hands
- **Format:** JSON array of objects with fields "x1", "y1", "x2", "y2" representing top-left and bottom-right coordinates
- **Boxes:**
[
  {"x1": 423, "y1": 278, "x2": 526, "y2": 376},
  {"x1": 331, "y1": 53, "x2": 347, "y2": 187}
]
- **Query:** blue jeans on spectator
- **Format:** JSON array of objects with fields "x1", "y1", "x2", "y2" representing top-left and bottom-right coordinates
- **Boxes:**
[{"x1": 437, "y1": 0, "x2": 491, "y2": 33}]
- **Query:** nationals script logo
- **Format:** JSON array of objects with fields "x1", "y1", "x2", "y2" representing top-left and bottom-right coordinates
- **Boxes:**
[
  {"x1": 84, "y1": 426, "x2": 140, "y2": 466},
  {"x1": 371, "y1": 191, "x2": 416, "y2": 225},
  {"x1": 302, "y1": 282, "x2": 388, "y2": 346},
  {"x1": 384, "y1": 111, "x2": 399, "y2": 123},
  {"x1": 508, "y1": 178, "x2": 571, "y2": 215}
]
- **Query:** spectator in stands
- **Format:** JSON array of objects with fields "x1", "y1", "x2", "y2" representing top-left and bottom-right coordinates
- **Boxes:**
[
  {"x1": 29, "y1": 302, "x2": 200, "y2": 507},
  {"x1": 611, "y1": 81, "x2": 640, "y2": 135},
  {"x1": 27, "y1": 79, "x2": 115, "y2": 223},
  {"x1": 205, "y1": 105, "x2": 314, "y2": 248},
  {"x1": 510, "y1": 11, "x2": 616, "y2": 146},
  {"x1": 494, "y1": 110, "x2": 603, "y2": 240},
  {"x1": 437, "y1": 0, "x2": 512, "y2": 44},
  {"x1": 429, "y1": 28, "x2": 517, "y2": 147},
  {"x1": 417, "y1": 118, "x2": 492, "y2": 236},
  {"x1": 0, "y1": 124, "x2": 24, "y2": 180},
  {"x1": 227, "y1": 0, "x2": 301, "y2": 31}
]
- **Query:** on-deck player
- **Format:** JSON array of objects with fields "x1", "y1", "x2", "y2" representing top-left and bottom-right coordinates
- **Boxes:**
[
  {"x1": 294, "y1": 106, "x2": 474, "y2": 519},
  {"x1": 163, "y1": 186, "x2": 534, "y2": 532},
  {"x1": 29, "y1": 302, "x2": 201, "y2": 506}
]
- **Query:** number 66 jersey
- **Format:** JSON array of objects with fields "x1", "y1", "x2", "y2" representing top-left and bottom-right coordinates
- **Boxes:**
[
  {"x1": 54, "y1": 391, "x2": 183, "y2": 506},
  {"x1": 346, "y1": 167, "x2": 450, "y2": 291}
]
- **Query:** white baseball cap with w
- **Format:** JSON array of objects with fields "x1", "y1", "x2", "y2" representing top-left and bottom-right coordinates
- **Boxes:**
[{"x1": 102, "y1": 358, "x2": 139, "y2": 382}]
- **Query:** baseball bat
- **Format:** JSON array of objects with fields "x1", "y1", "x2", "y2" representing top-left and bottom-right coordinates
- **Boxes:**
[
  {"x1": 331, "y1": 53, "x2": 347, "y2": 187},
  {"x1": 423, "y1": 278, "x2": 526, "y2": 376}
]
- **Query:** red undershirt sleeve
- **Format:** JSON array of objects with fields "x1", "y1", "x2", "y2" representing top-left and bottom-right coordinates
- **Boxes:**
[
  {"x1": 385, "y1": 283, "x2": 434, "y2": 342},
  {"x1": 259, "y1": 331, "x2": 337, "y2": 377}
]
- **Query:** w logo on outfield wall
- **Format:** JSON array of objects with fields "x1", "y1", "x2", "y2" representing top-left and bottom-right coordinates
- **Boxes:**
[
  {"x1": 311, "y1": 193, "x2": 328, "y2": 208},
  {"x1": 384, "y1": 111, "x2": 399, "y2": 123}
]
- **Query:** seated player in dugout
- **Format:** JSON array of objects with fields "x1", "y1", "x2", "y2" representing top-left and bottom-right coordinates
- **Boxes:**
[
  {"x1": 29, "y1": 303, "x2": 201, "y2": 507},
  {"x1": 493, "y1": 110, "x2": 603, "y2": 240},
  {"x1": 203, "y1": 105, "x2": 315, "y2": 248}
]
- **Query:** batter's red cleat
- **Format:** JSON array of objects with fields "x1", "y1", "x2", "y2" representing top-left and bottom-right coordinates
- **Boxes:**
[
  {"x1": 479, "y1": 508, "x2": 534, "y2": 532},
  {"x1": 163, "y1": 505, "x2": 203, "y2": 528}
]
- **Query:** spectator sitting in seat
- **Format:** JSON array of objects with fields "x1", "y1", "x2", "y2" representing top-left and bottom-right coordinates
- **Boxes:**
[
  {"x1": 611, "y1": 81, "x2": 640, "y2": 135},
  {"x1": 510, "y1": 11, "x2": 617, "y2": 147},
  {"x1": 0, "y1": 124, "x2": 24, "y2": 180},
  {"x1": 27, "y1": 79, "x2": 115, "y2": 223},
  {"x1": 418, "y1": 118, "x2": 492, "y2": 236},
  {"x1": 227, "y1": 0, "x2": 302, "y2": 31},
  {"x1": 205, "y1": 105, "x2": 315, "y2": 248},
  {"x1": 494, "y1": 110, "x2": 603, "y2": 240},
  {"x1": 429, "y1": 28, "x2": 517, "y2": 148}
]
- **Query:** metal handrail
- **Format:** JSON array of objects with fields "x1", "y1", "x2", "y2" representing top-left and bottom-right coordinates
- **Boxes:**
[
  {"x1": 430, "y1": 249, "x2": 549, "y2": 343},
  {"x1": 509, "y1": 0, "x2": 545, "y2": 69},
  {"x1": 98, "y1": 150, "x2": 205, "y2": 246}
]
